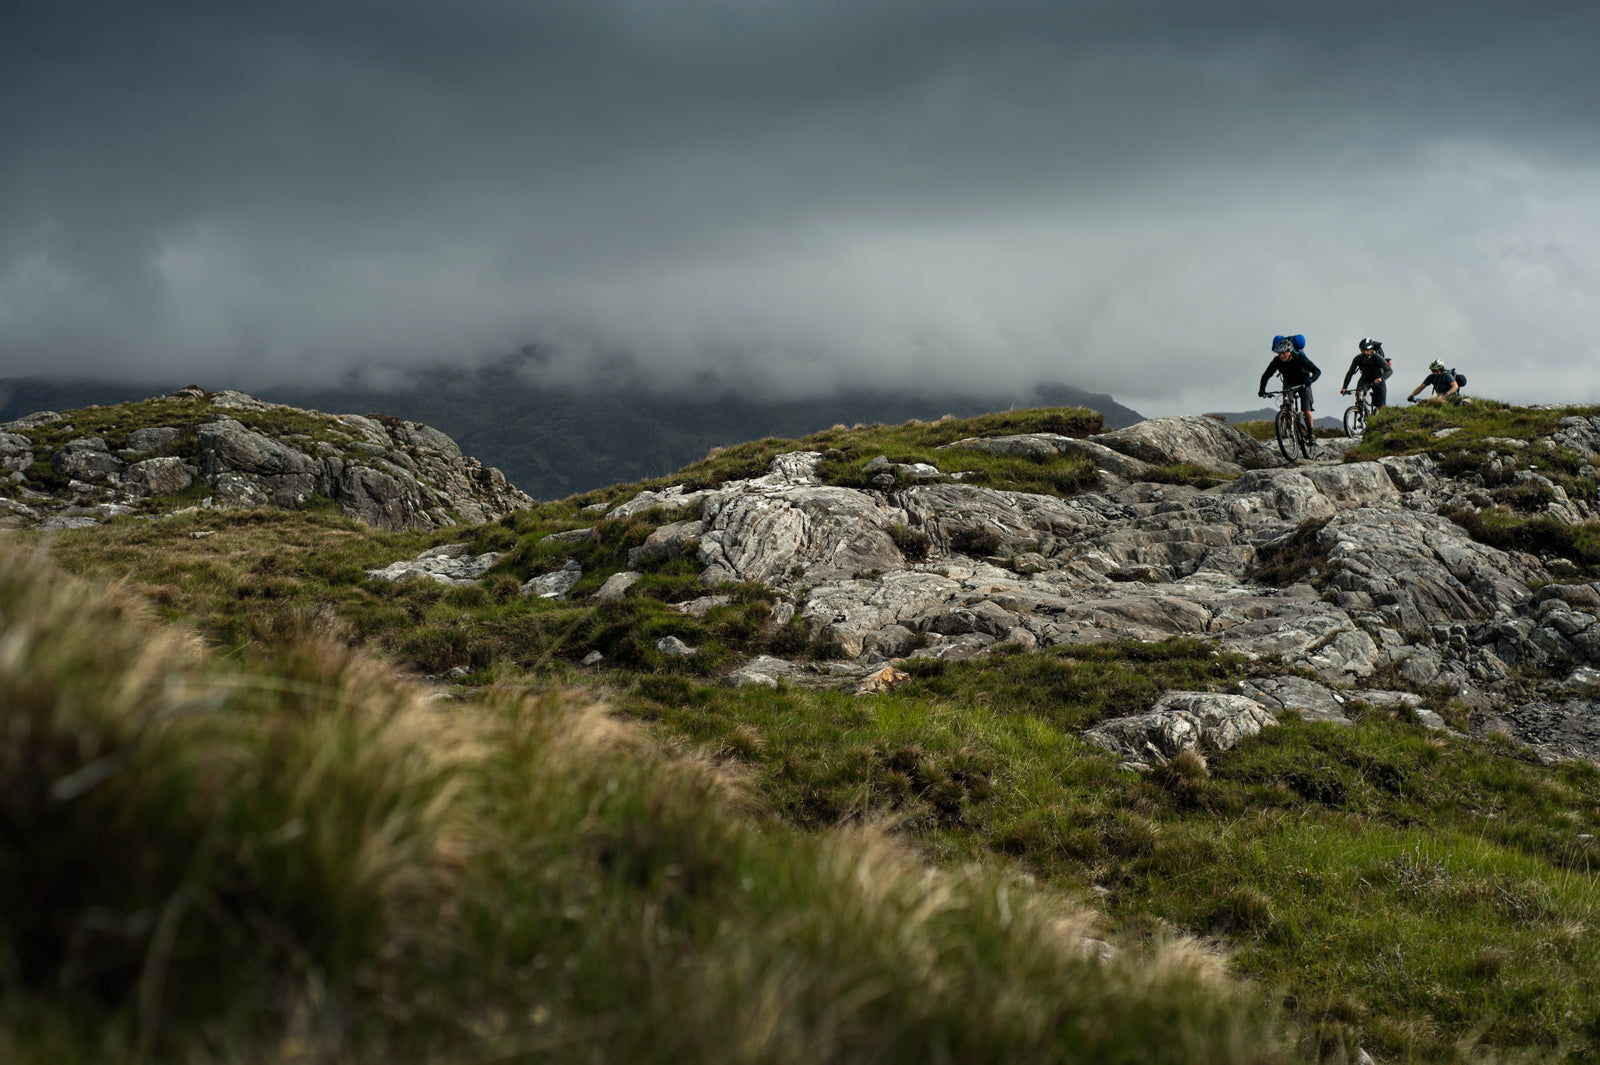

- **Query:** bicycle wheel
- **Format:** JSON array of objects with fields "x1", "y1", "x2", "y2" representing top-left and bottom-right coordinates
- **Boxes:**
[
  {"x1": 1275, "y1": 409, "x2": 1296, "y2": 461},
  {"x1": 1343, "y1": 403, "x2": 1366, "y2": 438}
]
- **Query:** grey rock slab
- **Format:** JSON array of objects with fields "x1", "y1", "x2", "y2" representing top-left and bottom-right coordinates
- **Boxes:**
[
  {"x1": 1089, "y1": 416, "x2": 1284, "y2": 474},
  {"x1": 607, "y1": 485, "x2": 711, "y2": 522},
  {"x1": 0, "y1": 433, "x2": 34, "y2": 473},
  {"x1": 1350, "y1": 689, "x2": 1425, "y2": 709},
  {"x1": 937, "y1": 433, "x2": 1156, "y2": 481},
  {"x1": 674, "y1": 594, "x2": 734, "y2": 616},
  {"x1": 542, "y1": 526, "x2": 597, "y2": 545},
  {"x1": 1236, "y1": 676, "x2": 1352, "y2": 724},
  {"x1": 1495, "y1": 698, "x2": 1600, "y2": 765},
  {"x1": 896, "y1": 483, "x2": 1091, "y2": 557},
  {"x1": 592, "y1": 571, "x2": 643, "y2": 601},
  {"x1": 368, "y1": 545, "x2": 504, "y2": 586},
  {"x1": 210, "y1": 390, "x2": 282, "y2": 411},
  {"x1": 1, "y1": 411, "x2": 65, "y2": 430},
  {"x1": 50, "y1": 439, "x2": 125, "y2": 480},
  {"x1": 799, "y1": 571, "x2": 962, "y2": 656},
  {"x1": 1082, "y1": 692, "x2": 1278, "y2": 765},
  {"x1": 522, "y1": 560, "x2": 583, "y2": 599},
  {"x1": 909, "y1": 632, "x2": 997, "y2": 661},
  {"x1": 1320, "y1": 508, "x2": 1543, "y2": 635},
  {"x1": 125, "y1": 426, "x2": 182, "y2": 453},
  {"x1": 125, "y1": 456, "x2": 194, "y2": 497},
  {"x1": 698, "y1": 480, "x2": 907, "y2": 585},
  {"x1": 628, "y1": 519, "x2": 705, "y2": 567}
]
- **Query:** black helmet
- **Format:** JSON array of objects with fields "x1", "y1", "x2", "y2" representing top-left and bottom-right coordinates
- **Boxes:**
[{"x1": 1360, "y1": 338, "x2": 1384, "y2": 355}]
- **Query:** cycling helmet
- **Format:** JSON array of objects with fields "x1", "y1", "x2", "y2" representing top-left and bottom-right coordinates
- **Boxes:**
[
  {"x1": 1358, "y1": 337, "x2": 1374, "y2": 350},
  {"x1": 1429, "y1": 359, "x2": 1445, "y2": 372},
  {"x1": 1272, "y1": 336, "x2": 1292, "y2": 354}
]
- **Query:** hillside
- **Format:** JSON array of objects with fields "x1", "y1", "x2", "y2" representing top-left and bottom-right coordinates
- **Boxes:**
[
  {"x1": 8, "y1": 391, "x2": 1600, "y2": 1061},
  {"x1": 0, "y1": 373, "x2": 1147, "y2": 499}
]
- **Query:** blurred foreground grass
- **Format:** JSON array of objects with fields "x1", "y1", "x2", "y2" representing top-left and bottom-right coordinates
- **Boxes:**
[{"x1": 0, "y1": 544, "x2": 1289, "y2": 1064}]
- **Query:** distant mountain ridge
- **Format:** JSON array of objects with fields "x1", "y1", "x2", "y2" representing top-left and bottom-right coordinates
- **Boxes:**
[{"x1": 1, "y1": 375, "x2": 1143, "y2": 500}]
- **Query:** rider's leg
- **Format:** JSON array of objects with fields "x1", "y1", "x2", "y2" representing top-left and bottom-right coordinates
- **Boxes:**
[
  {"x1": 1301, "y1": 386, "x2": 1315, "y2": 438},
  {"x1": 1371, "y1": 379, "x2": 1387, "y2": 408}
]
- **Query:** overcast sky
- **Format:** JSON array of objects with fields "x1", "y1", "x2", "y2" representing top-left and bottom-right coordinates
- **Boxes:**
[{"x1": 2, "y1": 1, "x2": 1597, "y2": 415}]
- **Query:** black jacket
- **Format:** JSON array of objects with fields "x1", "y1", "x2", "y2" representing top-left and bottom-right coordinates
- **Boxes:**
[
  {"x1": 1261, "y1": 351, "x2": 1321, "y2": 392},
  {"x1": 1342, "y1": 351, "x2": 1393, "y2": 389},
  {"x1": 1420, "y1": 371, "x2": 1458, "y2": 395}
]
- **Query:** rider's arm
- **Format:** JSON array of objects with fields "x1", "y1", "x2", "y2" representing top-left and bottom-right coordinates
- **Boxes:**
[
  {"x1": 1304, "y1": 355, "x2": 1322, "y2": 383},
  {"x1": 1259, "y1": 363, "x2": 1276, "y2": 394},
  {"x1": 1342, "y1": 358, "x2": 1357, "y2": 390}
]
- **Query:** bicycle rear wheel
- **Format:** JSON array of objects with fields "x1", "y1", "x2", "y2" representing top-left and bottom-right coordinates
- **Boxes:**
[
  {"x1": 1275, "y1": 409, "x2": 1295, "y2": 461},
  {"x1": 1343, "y1": 403, "x2": 1365, "y2": 438}
]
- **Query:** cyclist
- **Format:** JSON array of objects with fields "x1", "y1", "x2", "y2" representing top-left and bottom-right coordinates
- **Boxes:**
[
  {"x1": 1407, "y1": 360, "x2": 1459, "y2": 404},
  {"x1": 1341, "y1": 337, "x2": 1392, "y2": 408},
  {"x1": 1259, "y1": 334, "x2": 1321, "y2": 441}
]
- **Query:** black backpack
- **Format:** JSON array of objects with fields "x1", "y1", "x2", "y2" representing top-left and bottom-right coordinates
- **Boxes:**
[{"x1": 1451, "y1": 368, "x2": 1467, "y2": 389}]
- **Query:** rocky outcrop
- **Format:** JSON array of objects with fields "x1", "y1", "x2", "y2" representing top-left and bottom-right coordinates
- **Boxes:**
[
  {"x1": 0, "y1": 388, "x2": 532, "y2": 531},
  {"x1": 552, "y1": 411, "x2": 1600, "y2": 764}
]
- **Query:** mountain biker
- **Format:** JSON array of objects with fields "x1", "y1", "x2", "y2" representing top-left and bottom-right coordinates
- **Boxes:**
[
  {"x1": 1259, "y1": 334, "x2": 1321, "y2": 441},
  {"x1": 1341, "y1": 338, "x2": 1392, "y2": 408},
  {"x1": 1407, "y1": 360, "x2": 1459, "y2": 404}
]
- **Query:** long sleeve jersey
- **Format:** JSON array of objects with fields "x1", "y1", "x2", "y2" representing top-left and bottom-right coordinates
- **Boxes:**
[
  {"x1": 1260, "y1": 350, "x2": 1322, "y2": 392},
  {"x1": 1342, "y1": 352, "x2": 1393, "y2": 390}
]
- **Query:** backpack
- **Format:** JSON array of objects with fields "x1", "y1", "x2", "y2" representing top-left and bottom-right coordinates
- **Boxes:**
[{"x1": 1451, "y1": 368, "x2": 1467, "y2": 389}]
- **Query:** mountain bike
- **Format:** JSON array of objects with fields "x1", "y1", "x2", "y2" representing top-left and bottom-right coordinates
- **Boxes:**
[
  {"x1": 1266, "y1": 386, "x2": 1314, "y2": 461},
  {"x1": 1342, "y1": 385, "x2": 1373, "y2": 439}
]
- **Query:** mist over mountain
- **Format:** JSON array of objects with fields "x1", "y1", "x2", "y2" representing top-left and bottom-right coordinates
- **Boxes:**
[{"x1": 0, "y1": 373, "x2": 1142, "y2": 500}]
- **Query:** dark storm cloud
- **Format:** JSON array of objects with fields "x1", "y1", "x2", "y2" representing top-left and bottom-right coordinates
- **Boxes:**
[{"x1": 2, "y1": 0, "x2": 1598, "y2": 410}]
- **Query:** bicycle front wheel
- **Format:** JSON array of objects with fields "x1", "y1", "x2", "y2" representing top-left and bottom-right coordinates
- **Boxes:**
[
  {"x1": 1343, "y1": 404, "x2": 1365, "y2": 438},
  {"x1": 1275, "y1": 409, "x2": 1296, "y2": 461}
]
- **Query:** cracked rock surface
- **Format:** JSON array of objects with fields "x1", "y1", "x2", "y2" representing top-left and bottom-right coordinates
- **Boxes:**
[{"x1": 571, "y1": 414, "x2": 1600, "y2": 764}]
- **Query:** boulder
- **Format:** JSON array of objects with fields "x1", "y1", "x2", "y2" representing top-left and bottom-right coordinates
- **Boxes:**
[
  {"x1": 522, "y1": 560, "x2": 583, "y2": 599},
  {"x1": 50, "y1": 439, "x2": 125, "y2": 481},
  {"x1": 592, "y1": 571, "x2": 643, "y2": 601},
  {"x1": 1082, "y1": 692, "x2": 1278, "y2": 767},
  {"x1": 1089, "y1": 416, "x2": 1282, "y2": 473},
  {"x1": 368, "y1": 543, "x2": 504, "y2": 586},
  {"x1": 656, "y1": 636, "x2": 698, "y2": 656},
  {"x1": 0, "y1": 433, "x2": 34, "y2": 473},
  {"x1": 628, "y1": 519, "x2": 706, "y2": 567},
  {"x1": 124, "y1": 457, "x2": 194, "y2": 497}
]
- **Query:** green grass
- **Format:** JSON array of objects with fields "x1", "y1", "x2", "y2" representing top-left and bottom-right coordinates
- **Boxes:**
[
  {"x1": 610, "y1": 643, "x2": 1600, "y2": 1062},
  {"x1": 567, "y1": 405, "x2": 1106, "y2": 500},
  {"x1": 1348, "y1": 400, "x2": 1600, "y2": 504},
  {"x1": 0, "y1": 547, "x2": 1293, "y2": 1064}
]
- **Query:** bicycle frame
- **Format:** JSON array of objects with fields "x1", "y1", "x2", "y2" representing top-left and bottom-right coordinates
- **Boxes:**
[{"x1": 1265, "y1": 386, "x2": 1314, "y2": 461}]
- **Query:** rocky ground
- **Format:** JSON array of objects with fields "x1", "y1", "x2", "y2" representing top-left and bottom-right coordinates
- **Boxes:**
[{"x1": 428, "y1": 413, "x2": 1600, "y2": 769}]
